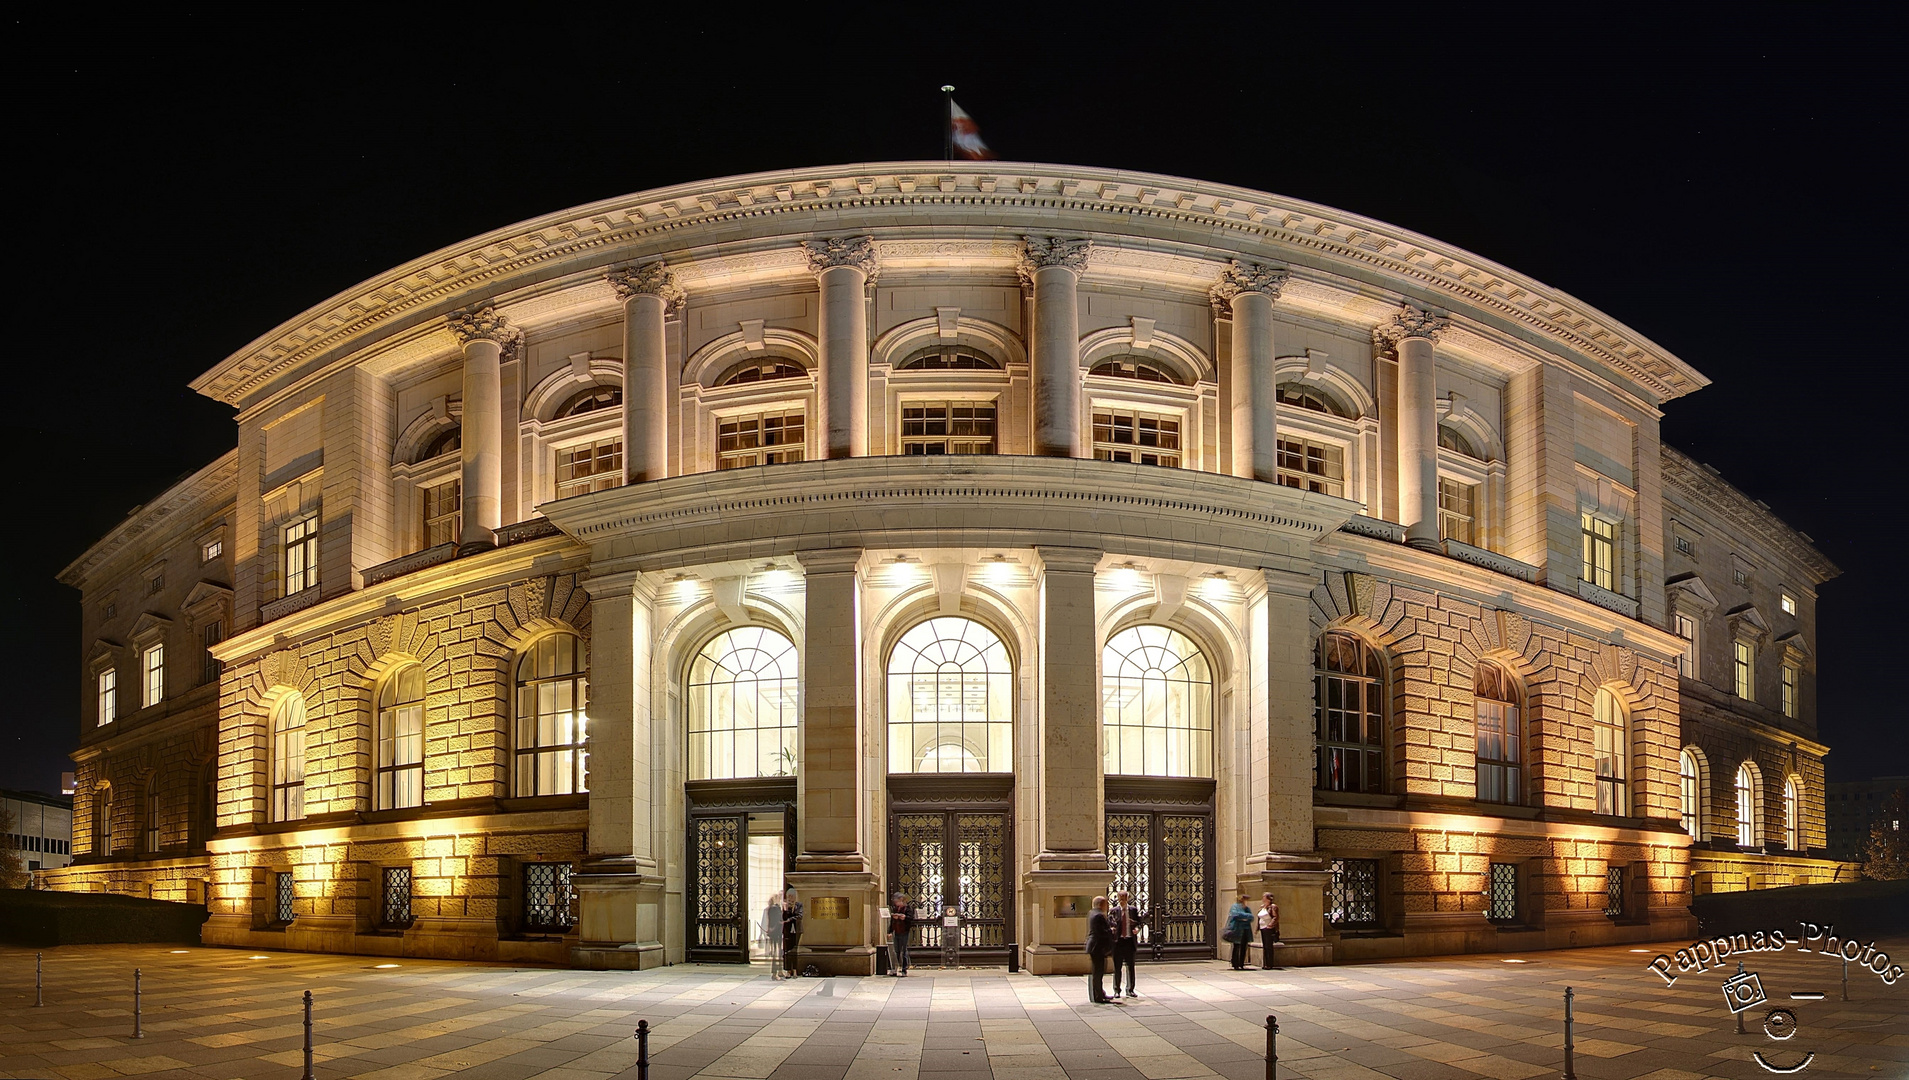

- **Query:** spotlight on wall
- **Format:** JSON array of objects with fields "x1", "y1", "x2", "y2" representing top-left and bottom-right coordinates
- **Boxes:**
[
  {"x1": 1109, "y1": 561, "x2": 1146, "y2": 589},
  {"x1": 752, "y1": 562, "x2": 796, "y2": 590},
  {"x1": 667, "y1": 573, "x2": 703, "y2": 604},
  {"x1": 1199, "y1": 571, "x2": 1235, "y2": 601},
  {"x1": 979, "y1": 555, "x2": 1021, "y2": 586},
  {"x1": 880, "y1": 554, "x2": 925, "y2": 587}
]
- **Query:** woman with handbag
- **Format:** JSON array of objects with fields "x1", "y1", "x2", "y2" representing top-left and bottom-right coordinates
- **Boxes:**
[{"x1": 1224, "y1": 895, "x2": 1254, "y2": 971}]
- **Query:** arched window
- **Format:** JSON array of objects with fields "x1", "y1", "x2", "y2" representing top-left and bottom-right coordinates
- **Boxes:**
[
  {"x1": 687, "y1": 627, "x2": 799, "y2": 781},
  {"x1": 1437, "y1": 423, "x2": 1479, "y2": 458},
  {"x1": 897, "y1": 346, "x2": 1000, "y2": 371},
  {"x1": 95, "y1": 785, "x2": 113, "y2": 857},
  {"x1": 1784, "y1": 777, "x2": 1800, "y2": 851},
  {"x1": 1736, "y1": 762, "x2": 1760, "y2": 847},
  {"x1": 1278, "y1": 383, "x2": 1354, "y2": 418},
  {"x1": 375, "y1": 664, "x2": 425, "y2": 810},
  {"x1": 1474, "y1": 662, "x2": 1521, "y2": 804},
  {"x1": 421, "y1": 427, "x2": 461, "y2": 461},
  {"x1": 1315, "y1": 631, "x2": 1384, "y2": 793},
  {"x1": 1679, "y1": 749, "x2": 1703, "y2": 839},
  {"x1": 1091, "y1": 357, "x2": 1183, "y2": 384},
  {"x1": 887, "y1": 617, "x2": 1012, "y2": 774},
  {"x1": 271, "y1": 693, "x2": 307, "y2": 822},
  {"x1": 1102, "y1": 625, "x2": 1213, "y2": 778},
  {"x1": 144, "y1": 786, "x2": 161, "y2": 853},
  {"x1": 1593, "y1": 688, "x2": 1627, "y2": 815},
  {"x1": 555, "y1": 385, "x2": 622, "y2": 417},
  {"x1": 515, "y1": 634, "x2": 587, "y2": 795},
  {"x1": 718, "y1": 361, "x2": 808, "y2": 386}
]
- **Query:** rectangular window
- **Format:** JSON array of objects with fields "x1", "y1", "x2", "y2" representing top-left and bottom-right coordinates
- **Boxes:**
[
  {"x1": 1734, "y1": 641, "x2": 1755, "y2": 700},
  {"x1": 1780, "y1": 592, "x2": 1797, "y2": 615},
  {"x1": 1487, "y1": 863, "x2": 1518, "y2": 921},
  {"x1": 149, "y1": 575, "x2": 164, "y2": 595},
  {"x1": 523, "y1": 862, "x2": 577, "y2": 930},
  {"x1": 1673, "y1": 535, "x2": 1692, "y2": 556},
  {"x1": 1274, "y1": 436, "x2": 1341, "y2": 495},
  {"x1": 1437, "y1": 478, "x2": 1477, "y2": 546},
  {"x1": 1674, "y1": 614, "x2": 1698, "y2": 677},
  {"x1": 145, "y1": 790, "x2": 161, "y2": 853},
  {"x1": 1593, "y1": 695, "x2": 1628, "y2": 816},
  {"x1": 1733, "y1": 567, "x2": 1749, "y2": 587},
  {"x1": 1581, "y1": 512, "x2": 1616, "y2": 590},
  {"x1": 1781, "y1": 664, "x2": 1798, "y2": 719},
  {"x1": 274, "y1": 871, "x2": 296, "y2": 924},
  {"x1": 143, "y1": 644, "x2": 165, "y2": 708},
  {"x1": 422, "y1": 479, "x2": 461, "y2": 548},
  {"x1": 203, "y1": 621, "x2": 225, "y2": 685},
  {"x1": 201, "y1": 538, "x2": 223, "y2": 563},
  {"x1": 1094, "y1": 409, "x2": 1182, "y2": 468},
  {"x1": 98, "y1": 668, "x2": 117, "y2": 726},
  {"x1": 556, "y1": 438, "x2": 623, "y2": 498},
  {"x1": 1328, "y1": 858, "x2": 1381, "y2": 928},
  {"x1": 1475, "y1": 698, "x2": 1521, "y2": 804},
  {"x1": 900, "y1": 401, "x2": 997, "y2": 455},
  {"x1": 1604, "y1": 866, "x2": 1625, "y2": 917},
  {"x1": 284, "y1": 517, "x2": 319, "y2": 596},
  {"x1": 717, "y1": 411, "x2": 805, "y2": 470},
  {"x1": 381, "y1": 866, "x2": 413, "y2": 926}
]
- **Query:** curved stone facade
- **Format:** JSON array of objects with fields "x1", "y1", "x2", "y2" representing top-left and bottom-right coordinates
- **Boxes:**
[{"x1": 50, "y1": 162, "x2": 1847, "y2": 969}]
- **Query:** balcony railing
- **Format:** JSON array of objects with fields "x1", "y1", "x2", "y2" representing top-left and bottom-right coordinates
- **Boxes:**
[
  {"x1": 259, "y1": 586, "x2": 323, "y2": 624},
  {"x1": 1577, "y1": 578, "x2": 1641, "y2": 619},
  {"x1": 361, "y1": 543, "x2": 456, "y2": 587},
  {"x1": 1442, "y1": 539, "x2": 1540, "y2": 583}
]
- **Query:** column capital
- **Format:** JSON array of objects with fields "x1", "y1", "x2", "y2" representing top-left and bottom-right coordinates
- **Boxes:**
[
  {"x1": 447, "y1": 305, "x2": 523, "y2": 352},
  {"x1": 1208, "y1": 260, "x2": 1289, "y2": 314},
  {"x1": 1373, "y1": 303, "x2": 1451, "y2": 350},
  {"x1": 796, "y1": 546, "x2": 864, "y2": 576},
  {"x1": 801, "y1": 236, "x2": 879, "y2": 280},
  {"x1": 607, "y1": 262, "x2": 686, "y2": 313},
  {"x1": 1017, "y1": 236, "x2": 1092, "y2": 285},
  {"x1": 1035, "y1": 545, "x2": 1102, "y2": 575}
]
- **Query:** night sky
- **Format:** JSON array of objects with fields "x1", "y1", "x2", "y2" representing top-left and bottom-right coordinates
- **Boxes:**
[{"x1": 6, "y1": 13, "x2": 1904, "y2": 794}]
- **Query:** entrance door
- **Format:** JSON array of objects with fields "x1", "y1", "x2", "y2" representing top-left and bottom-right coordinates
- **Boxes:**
[
  {"x1": 887, "y1": 775, "x2": 1013, "y2": 963},
  {"x1": 686, "y1": 778, "x2": 796, "y2": 963},
  {"x1": 1105, "y1": 778, "x2": 1214, "y2": 957}
]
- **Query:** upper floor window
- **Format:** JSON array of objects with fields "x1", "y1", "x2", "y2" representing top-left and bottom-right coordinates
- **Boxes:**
[
  {"x1": 271, "y1": 693, "x2": 307, "y2": 822},
  {"x1": 1102, "y1": 625, "x2": 1213, "y2": 779},
  {"x1": 1736, "y1": 762, "x2": 1760, "y2": 847},
  {"x1": 1315, "y1": 631, "x2": 1384, "y2": 794},
  {"x1": 718, "y1": 360, "x2": 808, "y2": 385},
  {"x1": 421, "y1": 427, "x2": 461, "y2": 460},
  {"x1": 901, "y1": 401, "x2": 997, "y2": 455},
  {"x1": 1473, "y1": 662, "x2": 1521, "y2": 804},
  {"x1": 718, "y1": 410, "x2": 805, "y2": 469},
  {"x1": 1733, "y1": 567, "x2": 1750, "y2": 587},
  {"x1": 887, "y1": 617, "x2": 1012, "y2": 774},
  {"x1": 1276, "y1": 437, "x2": 1343, "y2": 496},
  {"x1": 1679, "y1": 749, "x2": 1702, "y2": 838},
  {"x1": 556, "y1": 438, "x2": 622, "y2": 499},
  {"x1": 97, "y1": 668, "x2": 117, "y2": 726},
  {"x1": 1438, "y1": 478, "x2": 1477, "y2": 546},
  {"x1": 1733, "y1": 641, "x2": 1755, "y2": 700},
  {"x1": 1784, "y1": 777, "x2": 1800, "y2": 850},
  {"x1": 687, "y1": 626, "x2": 799, "y2": 781},
  {"x1": 1280, "y1": 383, "x2": 1354, "y2": 418},
  {"x1": 1780, "y1": 592, "x2": 1797, "y2": 616},
  {"x1": 423, "y1": 480, "x2": 461, "y2": 548},
  {"x1": 1581, "y1": 513, "x2": 1616, "y2": 591},
  {"x1": 376, "y1": 664, "x2": 426, "y2": 811},
  {"x1": 1592, "y1": 688, "x2": 1628, "y2": 816},
  {"x1": 1674, "y1": 535, "x2": 1693, "y2": 556},
  {"x1": 1092, "y1": 357, "x2": 1182, "y2": 384},
  {"x1": 143, "y1": 643, "x2": 165, "y2": 708},
  {"x1": 144, "y1": 787, "x2": 161, "y2": 853},
  {"x1": 1093, "y1": 408, "x2": 1181, "y2": 468},
  {"x1": 515, "y1": 633, "x2": 588, "y2": 796},
  {"x1": 1781, "y1": 663, "x2": 1798, "y2": 719},
  {"x1": 201, "y1": 539, "x2": 223, "y2": 563},
  {"x1": 555, "y1": 385, "x2": 622, "y2": 417},
  {"x1": 897, "y1": 346, "x2": 1000, "y2": 371},
  {"x1": 284, "y1": 517, "x2": 319, "y2": 596},
  {"x1": 1674, "y1": 614, "x2": 1698, "y2": 678},
  {"x1": 95, "y1": 786, "x2": 113, "y2": 856},
  {"x1": 203, "y1": 621, "x2": 224, "y2": 685},
  {"x1": 1437, "y1": 423, "x2": 1480, "y2": 458}
]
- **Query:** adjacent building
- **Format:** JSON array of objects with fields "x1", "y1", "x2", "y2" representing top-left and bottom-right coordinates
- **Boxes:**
[
  {"x1": 1826, "y1": 776, "x2": 1908, "y2": 863},
  {"x1": 47, "y1": 162, "x2": 1851, "y2": 969},
  {"x1": 3, "y1": 789, "x2": 75, "y2": 874}
]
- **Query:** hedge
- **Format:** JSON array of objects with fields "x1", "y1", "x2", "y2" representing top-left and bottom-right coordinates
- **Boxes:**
[{"x1": 0, "y1": 889, "x2": 208, "y2": 946}]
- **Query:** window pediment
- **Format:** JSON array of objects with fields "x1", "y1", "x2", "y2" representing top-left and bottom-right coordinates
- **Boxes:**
[
  {"x1": 1727, "y1": 603, "x2": 1770, "y2": 639},
  {"x1": 1667, "y1": 573, "x2": 1719, "y2": 611},
  {"x1": 1775, "y1": 630, "x2": 1811, "y2": 661},
  {"x1": 129, "y1": 612, "x2": 172, "y2": 645}
]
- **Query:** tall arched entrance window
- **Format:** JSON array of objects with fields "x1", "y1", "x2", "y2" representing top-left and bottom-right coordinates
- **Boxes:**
[
  {"x1": 375, "y1": 664, "x2": 425, "y2": 810},
  {"x1": 1102, "y1": 625, "x2": 1215, "y2": 957},
  {"x1": 1784, "y1": 777, "x2": 1801, "y2": 851},
  {"x1": 1473, "y1": 662, "x2": 1522, "y2": 805},
  {"x1": 684, "y1": 626, "x2": 799, "y2": 963},
  {"x1": 1736, "y1": 762, "x2": 1760, "y2": 848},
  {"x1": 514, "y1": 633, "x2": 587, "y2": 796},
  {"x1": 1679, "y1": 749, "x2": 1703, "y2": 839},
  {"x1": 885, "y1": 616, "x2": 1014, "y2": 963},
  {"x1": 270, "y1": 694, "x2": 307, "y2": 822}
]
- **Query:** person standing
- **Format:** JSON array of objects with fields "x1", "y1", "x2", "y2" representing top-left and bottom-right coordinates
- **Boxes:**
[
  {"x1": 1086, "y1": 895, "x2": 1115, "y2": 1004},
  {"x1": 1256, "y1": 893, "x2": 1281, "y2": 970},
  {"x1": 763, "y1": 891, "x2": 786, "y2": 979},
  {"x1": 888, "y1": 892, "x2": 914, "y2": 976},
  {"x1": 1109, "y1": 889, "x2": 1144, "y2": 998},
  {"x1": 781, "y1": 887, "x2": 804, "y2": 977},
  {"x1": 1224, "y1": 895, "x2": 1253, "y2": 971}
]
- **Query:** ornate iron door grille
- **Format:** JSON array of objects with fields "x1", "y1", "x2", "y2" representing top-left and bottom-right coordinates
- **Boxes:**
[
  {"x1": 1107, "y1": 814, "x2": 1151, "y2": 918},
  {"x1": 887, "y1": 776, "x2": 1014, "y2": 965},
  {"x1": 1487, "y1": 862, "x2": 1519, "y2": 921},
  {"x1": 1157, "y1": 814, "x2": 1208, "y2": 946},
  {"x1": 693, "y1": 816, "x2": 743, "y2": 955},
  {"x1": 1328, "y1": 858, "x2": 1380, "y2": 928},
  {"x1": 524, "y1": 862, "x2": 575, "y2": 930},
  {"x1": 684, "y1": 778, "x2": 797, "y2": 964},
  {"x1": 1103, "y1": 778, "x2": 1214, "y2": 957},
  {"x1": 896, "y1": 813, "x2": 946, "y2": 950},
  {"x1": 955, "y1": 813, "x2": 1007, "y2": 948},
  {"x1": 382, "y1": 866, "x2": 413, "y2": 926}
]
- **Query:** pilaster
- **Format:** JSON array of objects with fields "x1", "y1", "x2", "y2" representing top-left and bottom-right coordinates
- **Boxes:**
[
  {"x1": 1375, "y1": 305, "x2": 1448, "y2": 552},
  {"x1": 448, "y1": 306, "x2": 519, "y2": 553},
  {"x1": 1210, "y1": 261, "x2": 1287, "y2": 483},
  {"x1": 1020, "y1": 237, "x2": 1090, "y2": 458},
  {"x1": 609, "y1": 263, "x2": 683, "y2": 484},
  {"x1": 803, "y1": 238, "x2": 877, "y2": 459}
]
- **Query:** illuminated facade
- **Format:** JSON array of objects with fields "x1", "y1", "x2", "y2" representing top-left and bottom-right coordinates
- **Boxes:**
[{"x1": 50, "y1": 163, "x2": 1850, "y2": 970}]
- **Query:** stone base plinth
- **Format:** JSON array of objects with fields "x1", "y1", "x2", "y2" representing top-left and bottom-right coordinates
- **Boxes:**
[
  {"x1": 1021, "y1": 866, "x2": 1113, "y2": 975},
  {"x1": 575, "y1": 863, "x2": 665, "y2": 970},
  {"x1": 785, "y1": 869, "x2": 880, "y2": 975}
]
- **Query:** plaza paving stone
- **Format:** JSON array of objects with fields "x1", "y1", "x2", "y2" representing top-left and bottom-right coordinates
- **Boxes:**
[{"x1": 1, "y1": 941, "x2": 1903, "y2": 1080}]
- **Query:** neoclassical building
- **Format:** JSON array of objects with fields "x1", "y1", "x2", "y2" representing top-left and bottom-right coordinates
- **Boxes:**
[{"x1": 49, "y1": 162, "x2": 1850, "y2": 971}]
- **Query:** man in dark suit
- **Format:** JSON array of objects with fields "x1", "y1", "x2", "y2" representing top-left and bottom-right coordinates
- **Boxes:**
[
  {"x1": 1086, "y1": 895, "x2": 1115, "y2": 1004},
  {"x1": 1109, "y1": 889, "x2": 1144, "y2": 998}
]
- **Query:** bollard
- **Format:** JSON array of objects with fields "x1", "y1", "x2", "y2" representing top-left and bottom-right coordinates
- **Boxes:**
[
  {"x1": 302, "y1": 990, "x2": 315, "y2": 1080},
  {"x1": 132, "y1": 968, "x2": 144, "y2": 1039},
  {"x1": 35, "y1": 952, "x2": 43, "y2": 1008},
  {"x1": 1562, "y1": 987, "x2": 1576, "y2": 1080},
  {"x1": 1734, "y1": 961, "x2": 1747, "y2": 1035},
  {"x1": 1841, "y1": 954, "x2": 1849, "y2": 1001},
  {"x1": 1264, "y1": 1014, "x2": 1279, "y2": 1080},
  {"x1": 635, "y1": 1018, "x2": 650, "y2": 1080}
]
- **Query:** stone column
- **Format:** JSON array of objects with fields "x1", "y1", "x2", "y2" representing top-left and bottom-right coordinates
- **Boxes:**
[
  {"x1": 608, "y1": 264, "x2": 684, "y2": 484},
  {"x1": 1211, "y1": 261, "x2": 1289, "y2": 483},
  {"x1": 802, "y1": 238, "x2": 878, "y2": 459},
  {"x1": 1376, "y1": 305, "x2": 1450, "y2": 551},
  {"x1": 1020, "y1": 237, "x2": 1092, "y2": 458},
  {"x1": 1025, "y1": 545, "x2": 1106, "y2": 974},
  {"x1": 447, "y1": 306, "x2": 520, "y2": 552},
  {"x1": 572, "y1": 571, "x2": 664, "y2": 969},
  {"x1": 791, "y1": 547, "x2": 878, "y2": 973}
]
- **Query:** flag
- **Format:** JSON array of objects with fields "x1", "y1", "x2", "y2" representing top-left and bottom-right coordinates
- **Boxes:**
[{"x1": 949, "y1": 99, "x2": 994, "y2": 160}]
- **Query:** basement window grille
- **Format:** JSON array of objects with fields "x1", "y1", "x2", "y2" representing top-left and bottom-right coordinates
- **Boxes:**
[
  {"x1": 274, "y1": 871, "x2": 295, "y2": 924},
  {"x1": 1487, "y1": 863, "x2": 1519, "y2": 922},
  {"x1": 524, "y1": 863, "x2": 576, "y2": 930},
  {"x1": 1605, "y1": 866, "x2": 1626, "y2": 917},
  {"x1": 382, "y1": 866, "x2": 413, "y2": 926},
  {"x1": 1328, "y1": 858, "x2": 1381, "y2": 928}
]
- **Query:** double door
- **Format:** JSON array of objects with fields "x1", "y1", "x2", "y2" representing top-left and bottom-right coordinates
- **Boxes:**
[
  {"x1": 887, "y1": 775, "x2": 1013, "y2": 963},
  {"x1": 1104, "y1": 778, "x2": 1214, "y2": 957},
  {"x1": 686, "y1": 779, "x2": 796, "y2": 964}
]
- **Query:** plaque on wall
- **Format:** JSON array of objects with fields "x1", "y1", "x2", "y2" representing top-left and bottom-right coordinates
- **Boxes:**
[
  {"x1": 1052, "y1": 895, "x2": 1092, "y2": 919},
  {"x1": 810, "y1": 896, "x2": 851, "y2": 921}
]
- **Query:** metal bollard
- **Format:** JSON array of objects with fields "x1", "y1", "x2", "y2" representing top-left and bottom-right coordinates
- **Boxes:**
[
  {"x1": 302, "y1": 990, "x2": 315, "y2": 1080},
  {"x1": 1562, "y1": 987, "x2": 1576, "y2": 1080},
  {"x1": 1734, "y1": 961, "x2": 1747, "y2": 1035},
  {"x1": 35, "y1": 952, "x2": 43, "y2": 1008},
  {"x1": 1264, "y1": 1014, "x2": 1279, "y2": 1080},
  {"x1": 132, "y1": 968, "x2": 144, "y2": 1039},
  {"x1": 634, "y1": 1018, "x2": 650, "y2": 1080},
  {"x1": 1841, "y1": 954, "x2": 1849, "y2": 1001}
]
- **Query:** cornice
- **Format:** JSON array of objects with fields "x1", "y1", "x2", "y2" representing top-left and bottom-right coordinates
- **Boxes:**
[
  {"x1": 188, "y1": 162, "x2": 1709, "y2": 409},
  {"x1": 1661, "y1": 445, "x2": 1839, "y2": 583},
  {"x1": 59, "y1": 451, "x2": 239, "y2": 588}
]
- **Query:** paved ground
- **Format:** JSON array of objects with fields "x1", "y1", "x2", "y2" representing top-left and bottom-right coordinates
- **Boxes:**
[{"x1": 2, "y1": 941, "x2": 1903, "y2": 1080}]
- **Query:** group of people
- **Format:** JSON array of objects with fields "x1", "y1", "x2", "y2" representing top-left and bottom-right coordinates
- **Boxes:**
[
  {"x1": 758, "y1": 887, "x2": 805, "y2": 979},
  {"x1": 1083, "y1": 890, "x2": 1149, "y2": 1003},
  {"x1": 1223, "y1": 892, "x2": 1282, "y2": 971}
]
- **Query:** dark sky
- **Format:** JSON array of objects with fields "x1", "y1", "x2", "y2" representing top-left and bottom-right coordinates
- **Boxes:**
[{"x1": 5, "y1": 13, "x2": 1905, "y2": 793}]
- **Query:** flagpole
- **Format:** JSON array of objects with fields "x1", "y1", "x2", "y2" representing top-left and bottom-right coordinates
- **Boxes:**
[{"x1": 942, "y1": 85, "x2": 955, "y2": 162}]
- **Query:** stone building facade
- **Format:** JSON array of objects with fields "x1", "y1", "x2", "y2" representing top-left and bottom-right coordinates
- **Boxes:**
[{"x1": 49, "y1": 162, "x2": 1849, "y2": 969}]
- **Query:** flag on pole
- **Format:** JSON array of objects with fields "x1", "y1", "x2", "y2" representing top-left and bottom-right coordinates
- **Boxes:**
[{"x1": 949, "y1": 99, "x2": 994, "y2": 160}]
